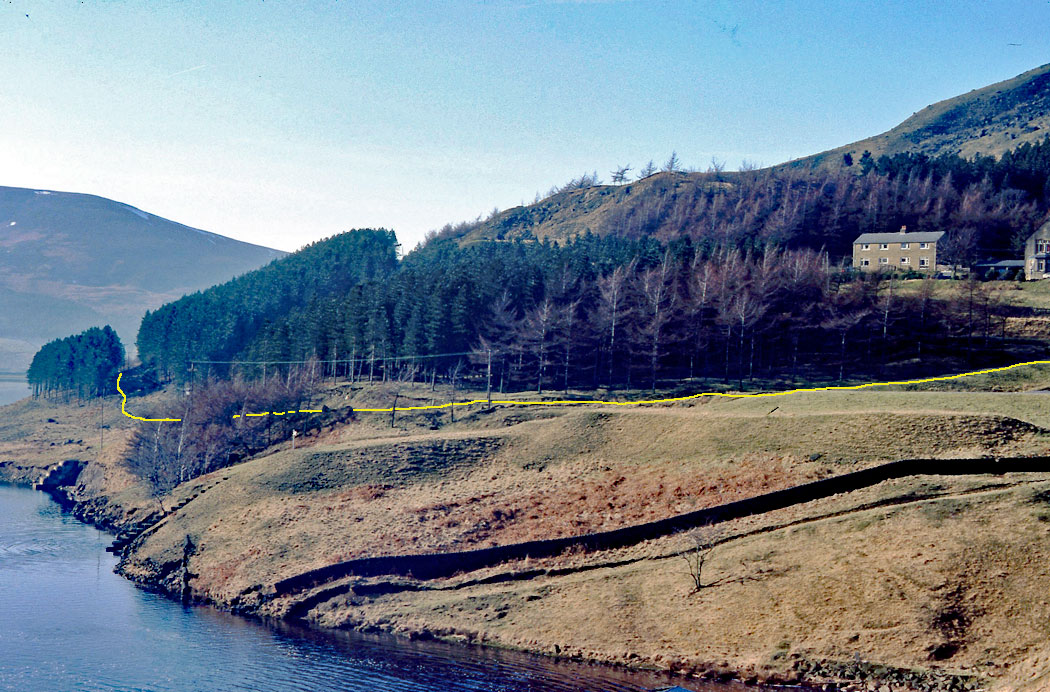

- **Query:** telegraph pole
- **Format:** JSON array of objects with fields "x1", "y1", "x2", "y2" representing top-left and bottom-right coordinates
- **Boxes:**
[
  {"x1": 176, "y1": 382, "x2": 190, "y2": 484},
  {"x1": 486, "y1": 349, "x2": 492, "y2": 407}
]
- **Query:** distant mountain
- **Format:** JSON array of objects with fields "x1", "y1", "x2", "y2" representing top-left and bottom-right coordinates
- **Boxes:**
[
  {"x1": 787, "y1": 63, "x2": 1050, "y2": 170},
  {"x1": 0, "y1": 186, "x2": 285, "y2": 373}
]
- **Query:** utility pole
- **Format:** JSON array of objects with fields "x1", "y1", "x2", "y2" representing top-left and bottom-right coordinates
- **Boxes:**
[
  {"x1": 390, "y1": 391, "x2": 399, "y2": 428},
  {"x1": 176, "y1": 381, "x2": 191, "y2": 484},
  {"x1": 99, "y1": 395, "x2": 104, "y2": 454},
  {"x1": 486, "y1": 349, "x2": 492, "y2": 407},
  {"x1": 291, "y1": 429, "x2": 299, "y2": 451},
  {"x1": 450, "y1": 366, "x2": 457, "y2": 424}
]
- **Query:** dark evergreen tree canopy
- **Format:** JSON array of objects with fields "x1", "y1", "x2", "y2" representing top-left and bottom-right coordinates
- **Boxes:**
[
  {"x1": 137, "y1": 229, "x2": 399, "y2": 378},
  {"x1": 27, "y1": 325, "x2": 124, "y2": 398},
  {"x1": 132, "y1": 141, "x2": 1050, "y2": 395}
]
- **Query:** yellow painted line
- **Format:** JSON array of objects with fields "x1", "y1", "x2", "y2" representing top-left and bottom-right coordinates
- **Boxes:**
[
  {"x1": 230, "y1": 409, "x2": 320, "y2": 419},
  {"x1": 118, "y1": 360, "x2": 1050, "y2": 422},
  {"x1": 116, "y1": 372, "x2": 181, "y2": 422}
]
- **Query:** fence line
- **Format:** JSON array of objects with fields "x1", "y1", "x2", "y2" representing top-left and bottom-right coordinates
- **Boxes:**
[{"x1": 188, "y1": 349, "x2": 497, "y2": 367}]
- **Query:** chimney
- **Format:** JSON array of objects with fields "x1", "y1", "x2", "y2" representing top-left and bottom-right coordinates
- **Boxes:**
[{"x1": 899, "y1": 225, "x2": 907, "y2": 234}]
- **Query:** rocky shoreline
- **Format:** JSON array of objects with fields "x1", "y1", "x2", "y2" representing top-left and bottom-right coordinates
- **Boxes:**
[{"x1": 295, "y1": 611, "x2": 987, "y2": 692}]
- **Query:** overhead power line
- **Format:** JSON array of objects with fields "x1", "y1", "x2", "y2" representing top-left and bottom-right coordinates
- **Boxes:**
[{"x1": 187, "y1": 349, "x2": 499, "y2": 367}]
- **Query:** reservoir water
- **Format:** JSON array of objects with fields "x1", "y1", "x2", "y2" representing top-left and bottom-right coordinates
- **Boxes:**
[
  {"x1": 0, "y1": 484, "x2": 758, "y2": 692},
  {"x1": 0, "y1": 378, "x2": 30, "y2": 407}
]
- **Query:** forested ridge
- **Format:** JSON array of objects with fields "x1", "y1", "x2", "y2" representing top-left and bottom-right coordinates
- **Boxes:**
[
  {"x1": 136, "y1": 229, "x2": 1031, "y2": 397},
  {"x1": 114, "y1": 140, "x2": 1050, "y2": 491},
  {"x1": 451, "y1": 137, "x2": 1050, "y2": 262},
  {"x1": 136, "y1": 229, "x2": 398, "y2": 379},
  {"x1": 126, "y1": 228, "x2": 1036, "y2": 492},
  {"x1": 131, "y1": 140, "x2": 1050, "y2": 395}
]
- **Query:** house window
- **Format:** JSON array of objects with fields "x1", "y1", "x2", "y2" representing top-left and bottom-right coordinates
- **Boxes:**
[
  {"x1": 861, "y1": 243, "x2": 870, "y2": 250},
  {"x1": 919, "y1": 258, "x2": 929, "y2": 267},
  {"x1": 879, "y1": 257, "x2": 889, "y2": 265},
  {"x1": 900, "y1": 242, "x2": 910, "y2": 249},
  {"x1": 879, "y1": 243, "x2": 889, "y2": 250},
  {"x1": 900, "y1": 257, "x2": 910, "y2": 265},
  {"x1": 861, "y1": 259, "x2": 870, "y2": 266},
  {"x1": 919, "y1": 242, "x2": 930, "y2": 249},
  {"x1": 1041, "y1": 260, "x2": 1046, "y2": 272}
]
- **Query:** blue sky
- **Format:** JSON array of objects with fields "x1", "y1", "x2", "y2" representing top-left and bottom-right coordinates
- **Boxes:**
[{"x1": 1, "y1": 1, "x2": 1048, "y2": 252}]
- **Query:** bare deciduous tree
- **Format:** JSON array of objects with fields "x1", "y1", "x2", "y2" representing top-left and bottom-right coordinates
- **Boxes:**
[
  {"x1": 558, "y1": 298, "x2": 581, "y2": 393},
  {"x1": 682, "y1": 524, "x2": 724, "y2": 594},
  {"x1": 611, "y1": 164, "x2": 632, "y2": 184},
  {"x1": 941, "y1": 226, "x2": 979, "y2": 278},
  {"x1": 687, "y1": 249, "x2": 713, "y2": 378},
  {"x1": 521, "y1": 297, "x2": 557, "y2": 393},
  {"x1": 595, "y1": 263, "x2": 633, "y2": 388},
  {"x1": 821, "y1": 283, "x2": 871, "y2": 381},
  {"x1": 636, "y1": 250, "x2": 678, "y2": 392},
  {"x1": 663, "y1": 150, "x2": 682, "y2": 173}
]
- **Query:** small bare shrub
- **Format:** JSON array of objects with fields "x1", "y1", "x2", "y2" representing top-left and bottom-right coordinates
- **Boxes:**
[{"x1": 682, "y1": 524, "x2": 724, "y2": 594}]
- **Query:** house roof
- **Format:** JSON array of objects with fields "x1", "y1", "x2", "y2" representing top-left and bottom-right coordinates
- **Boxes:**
[
  {"x1": 1027, "y1": 222, "x2": 1050, "y2": 241},
  {"x1": 975, "y1": 259, "x2": 1024, "y2": 268},
  {"x1": 854, "y1": 231, "x2": 945, "y2": 244}
]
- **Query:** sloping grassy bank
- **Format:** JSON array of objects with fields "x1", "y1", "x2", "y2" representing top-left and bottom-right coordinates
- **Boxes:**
[{"x1": 5, "y1": 379, "x2": 1050, "y2": 690}]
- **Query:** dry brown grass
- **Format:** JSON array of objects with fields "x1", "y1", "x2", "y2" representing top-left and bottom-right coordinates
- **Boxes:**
[
  {"x1": 303, "y1": 476, "x2": 1050, "y2": 690},
  {"x1": 9, "y1": 377, "x2": 1050, "y2": 688},
  {"x1": 120, "y1": 392, "x2": 1048, "y2": 609}
]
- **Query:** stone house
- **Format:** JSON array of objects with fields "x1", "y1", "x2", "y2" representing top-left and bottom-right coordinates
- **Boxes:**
[
  {"x1": 852, "y1": 227, "x2": 944, "y2": 273},
  {"x1": 1024, "y1": 221, "x2": 1050, "y2": 280}
]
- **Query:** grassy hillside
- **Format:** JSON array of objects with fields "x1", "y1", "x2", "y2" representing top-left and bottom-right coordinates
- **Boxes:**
[
  {"x1": 454, "y1": 171, "x2": 735, "y2": 245},
  {"x1": 6, "y1": 368, "x2": 1050, "y2": 689},
  {"x1": 788, "y1": 63, "x2": 1050, "y2": 171},
  {"x1": 90, "y1": 373, "x2": 1050, "y2": 691},
  {"x1": 125, "y1": 394, "x2": 1045, "y2": 595}
]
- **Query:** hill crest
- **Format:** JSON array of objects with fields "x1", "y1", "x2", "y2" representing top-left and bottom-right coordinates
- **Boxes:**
[
  {"x1": 449, "y1": 64, "x2": 1050, "y2": 248},
  {"x1": 789, "y1": 63, "x2": 1050, "y2": 169}
]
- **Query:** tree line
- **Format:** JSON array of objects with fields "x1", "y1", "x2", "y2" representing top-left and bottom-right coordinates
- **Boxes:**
[
  {"x1": 135, "y1": 229, "x2": 1027, "y2": 396},
  {"x1": 27, "y1": 326, "x2": 125, "y2": 399}
]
